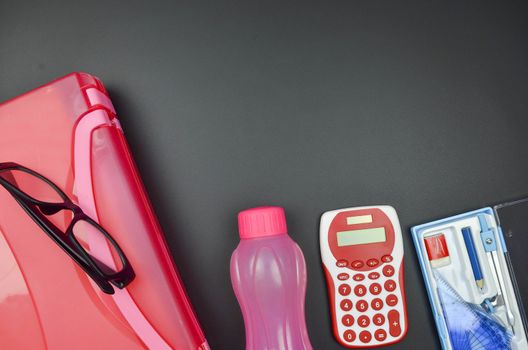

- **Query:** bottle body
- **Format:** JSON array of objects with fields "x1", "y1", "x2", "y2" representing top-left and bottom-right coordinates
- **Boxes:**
[{"x1": 231, "y1": 234, "x2": 313, "y2": 350}]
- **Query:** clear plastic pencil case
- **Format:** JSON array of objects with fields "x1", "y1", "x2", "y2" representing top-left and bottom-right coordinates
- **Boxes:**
[{"x1": 411, "y1": 201, "x2": 528, "y2": 350}]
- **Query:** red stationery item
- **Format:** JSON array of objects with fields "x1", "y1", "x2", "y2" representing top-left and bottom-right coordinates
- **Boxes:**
[
  {"x1": 0, "y1": 73, "x2": 210, "y2": 350},
  {"x1": 424, "y1": 233, "x2": 451, "y2": 268}
]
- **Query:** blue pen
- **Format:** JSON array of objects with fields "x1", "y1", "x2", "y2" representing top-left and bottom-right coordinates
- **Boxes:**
[{"x1": 461, "y1": 227, "x2": 484, "y2": 290}]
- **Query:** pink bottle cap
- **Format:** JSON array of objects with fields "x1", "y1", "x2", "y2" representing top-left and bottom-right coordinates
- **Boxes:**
[{"x1": 238, "y1": 206, "x2": 288, "y2": 239}]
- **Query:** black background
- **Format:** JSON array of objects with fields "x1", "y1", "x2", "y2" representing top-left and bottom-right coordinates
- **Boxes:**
[{"x1": 2, "y1": 1, "x2": 528, "y2": 349}]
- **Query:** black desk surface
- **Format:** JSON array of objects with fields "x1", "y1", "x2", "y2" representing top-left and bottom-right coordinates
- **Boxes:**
[{"x1": 2, "y1": 1, "x2": 528, "y2": 349}]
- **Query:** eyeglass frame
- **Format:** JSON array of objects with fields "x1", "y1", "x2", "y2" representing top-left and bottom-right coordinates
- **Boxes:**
[{"x1": 0, "y1": 162, "x2": 135, "y2": 294}]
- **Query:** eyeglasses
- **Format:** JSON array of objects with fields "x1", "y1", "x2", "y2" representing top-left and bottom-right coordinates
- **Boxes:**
[{"x1": 0, "y1": 162, "x2": 135, "y2": 294}]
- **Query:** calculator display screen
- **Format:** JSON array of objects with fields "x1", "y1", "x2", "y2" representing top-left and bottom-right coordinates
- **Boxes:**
[{"x1": 337, "y1": 227, "x2": 386, "y2": 247}]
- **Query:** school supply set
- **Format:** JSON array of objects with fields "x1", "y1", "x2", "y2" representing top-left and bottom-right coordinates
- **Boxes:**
[
  {"x1": 412, "y1": 204, "x2": 528, "y2": 350},
  {"x1": 0, "y1": 73, "x2": 209, "y2": 350},
  {"x1": 7, "y1": 72, "x2": 527, "y2": 350}
]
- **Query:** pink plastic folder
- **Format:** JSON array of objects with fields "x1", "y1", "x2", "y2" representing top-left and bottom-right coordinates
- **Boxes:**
[{"x1": 0, "y1": 73, "x2": 210, "y2": 350}]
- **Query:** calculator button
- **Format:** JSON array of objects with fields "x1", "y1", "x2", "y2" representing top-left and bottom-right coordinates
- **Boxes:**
[
  {"x1": 356, "y1": 300, "x2": 368, "y2": 312},
  {"x1": 359, "y1": 331, "x2": 372, "y2": 343},
  {"x1": 369, "y1": 283, "x2": 382, "y2": 295},
  {"x1": 340, "y1": 299, "x2": 353, "y2": 311},
  {"x1": 371, "y1": 298, "x2": 384, "y2": 311},
  {"x1": 383, "y1": 265, "x2": 395, "y2": 277},
  {"x1": 351, "y1": 260, "x2": 364, "y2": 269},
  {"x1": 381, "y1": 255, "x2": 393, "y2": 263},
  {"x1": 337, "y1": 259, "x2": 349, "y2": 268},
  {"x1": 357, "y1": 315, "x2": 370, "y2": 328},
  {"x1": 384, "y1": 279, "x2": 397, "y2": 292},
  {"x1": 353, "y1": 274, "x2": 365, "y2": 281},
  {"x1": 373, "y1": 313, "x2": 385, "y2": 326},
  {"x1": 339, "y1": 284, "x2": 351, "y2": 296},
  {"x1": 354, "y1": 285, "x2": 367, "y2": 297},
  {"x1": 386, "y1": 294, "x2": 399, "y2": 307},
  {"x1": 368, "y1": 272, "x2": 380, "y2": 280},
  {"x1": 342, "y1": 314, "x2": 354, "y2": 327},
  {"x1": 338, "y1": 273, "x2": 350, "y2": 281},
  {"x1": 343, "y1": 330, "x2": 356, "y2": 343},
  {"x1": 366, "y1": 258, "x2": 379, "y2": 267},
  {"x1": 388, "y1": 310, "x2": 402, "y2": 337},
  {"x1": 374, "y1": 329, "x2": 387, "y2": 342}
]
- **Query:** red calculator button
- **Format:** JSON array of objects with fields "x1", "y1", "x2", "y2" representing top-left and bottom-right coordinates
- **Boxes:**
[
  {"x1": 337, "y1": 259, "x2": 349, "y2": 268},
  {"x1": 384, "y1": 279, "x2": 397, "y2": 292},
  {"x1": 338, "y1": 273, "x2": 350, "y2": 281},
  {"x1": 356, "y1": 300, "x2": 368, "y2": 312},
  {"x1": 371, "y1": 298, "x2": 384, "y2": 311},
  {"x1": 381, "y1": 255, "x2": 393, "y2": 263},
  {"x1": 368, "y1": 272, "x2": 380, "y2": 280},
  {"x1": 366, "y1": 258, "x2": 379, "y2": 267},
  {"x1": 351, "y1": 260, "x2": 364, "y2": 269},
  {"x1": 353, "y1": 274, "x2": 365, "y2": 281},
  {"x1": 383, "y1": 265, "x2": 395, "y2": 277},
  {"x1": 354, "y1": 285, "x2": 367, "y2": 297},
  {"x1": 373, "y1": 313, "x2": 385, "y2": 326},
  {"x1": 388, "y1": 310, "x2": 402, "y2": 337},
  {"x1": 369, "y1": 283, "x2": 382, "y2": 295},
  {"x1": 367, "y1": 259, "x2": 379, "y2": 267},
  {"x1": 374, "y1": 329, "x2": 387, "y2": 342},
  {"x1": 359, "y1": 331, "x2": 372, "y2": 344},
  {"x1": 357, "y1": 315, "x2": 370, "y2": 328},
  {"x1": 340, "y1": 299, "x2": 353, "y2": 311},
  {"x1": 342, "y1": 314, "x2": 355, "y2": 327},
  {"x1": 386, "y1": 294, "x2": 399, "y2": 307},
  {"x1": 343, "y1": 330, "x2": 356, "y2": 343},
  {"x1": 339, "y1": 284, "x2": 351, "y2": 296}
]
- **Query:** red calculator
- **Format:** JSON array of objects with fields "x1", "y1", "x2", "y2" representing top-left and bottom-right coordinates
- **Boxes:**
[{"x1": 320, "y1": 206, "x2": 408, "y2": 348}]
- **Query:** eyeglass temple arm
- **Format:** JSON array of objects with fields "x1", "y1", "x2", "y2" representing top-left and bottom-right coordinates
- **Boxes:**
[
  {"x1": 9, "y1": 194, "x2": 116, "y2": 294},
  {"x1": 0, "y1": 166, "x2": 122, "y2": 294}
]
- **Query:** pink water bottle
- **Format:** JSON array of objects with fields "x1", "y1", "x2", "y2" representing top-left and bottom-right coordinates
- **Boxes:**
[{"x1": 230, "y1": 206, "x2": 313, "y2": 350}]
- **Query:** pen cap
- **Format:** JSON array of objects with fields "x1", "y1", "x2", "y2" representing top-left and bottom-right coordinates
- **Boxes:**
[{"x1": 238, "y1": 206, "x2": 288, "y2": 239}]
